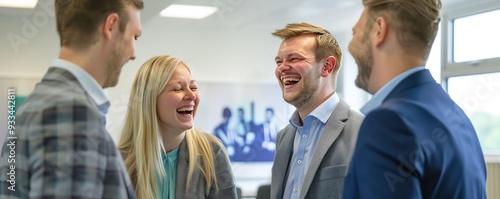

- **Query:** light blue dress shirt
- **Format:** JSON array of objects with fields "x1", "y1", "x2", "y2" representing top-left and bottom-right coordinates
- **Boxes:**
[
  {"x1": 157, "y1": 147, "x2": 179, "y2": 199},
  {"x1": 360, "y1": 66, "x2": 426, "y2": 115},
  {"x1": 51, "y1": 59, "x2": 109, "y2": 107},
  {"x1": 283, "y1": 93, "x2": 340, "y2": 199}
]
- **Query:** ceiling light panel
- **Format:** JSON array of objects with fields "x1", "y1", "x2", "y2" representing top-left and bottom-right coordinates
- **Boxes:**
[
  {"x1": 160, "y1": 4, "x2": 218, "y2": 19},
  {"x1": 0, "y1": 0, "x2": 38, "y2": 8}
]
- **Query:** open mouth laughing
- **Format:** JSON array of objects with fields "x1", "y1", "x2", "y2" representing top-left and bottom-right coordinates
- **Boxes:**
[
  {"x1": 281, "y1": 76, "x2": 301, "y2": 89},
  {"x1": 177, "y1": 107, "x2": 194, "y2": 115}
]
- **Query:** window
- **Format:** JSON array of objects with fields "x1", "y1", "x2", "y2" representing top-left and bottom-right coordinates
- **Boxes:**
[
  {"x1": 426, "y1": 27, "x2": 441, "y2": 83},
  {"x1": 447, "y1": 73, "x2": 500, "y2": 151},
  {"x1": 442, "y1": 1, "x2": 500, "y2": 153},
  {"x1": 453, "y1": 9, "x2": 500, "y2": 63}
]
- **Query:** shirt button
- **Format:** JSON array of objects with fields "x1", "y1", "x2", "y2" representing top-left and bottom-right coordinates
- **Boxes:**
[
  {"x1": 302, "y1": 134, "x2": 307, "y2": 138},
  {"x1": 293, "y1": 187, "x2": 298, "y2": 192},
  {"x1": 297, "y1": 160, "x2": 302, "y2": 164}
]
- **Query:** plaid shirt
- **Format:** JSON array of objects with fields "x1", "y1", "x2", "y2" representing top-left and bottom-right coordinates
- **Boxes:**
[{"x1": 0, "y1": 67, "x2": 135, "y2": 199}]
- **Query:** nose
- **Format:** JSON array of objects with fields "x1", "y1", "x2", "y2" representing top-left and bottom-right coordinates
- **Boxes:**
[
  {"x1": 276, "y1": 61, "x2": 291, "y2": 74},
  {"x1": 184, "y1": 89, "x2": 197, "y2": 100}
]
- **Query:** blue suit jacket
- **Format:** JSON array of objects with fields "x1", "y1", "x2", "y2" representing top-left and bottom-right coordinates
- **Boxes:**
[{"x1": 343, "y1": 69, "x2": 487, "y2": 199}]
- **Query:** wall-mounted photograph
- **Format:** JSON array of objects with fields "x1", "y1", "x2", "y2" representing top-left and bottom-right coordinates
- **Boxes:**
[{"x1": 195, "y1": 82, "x2": 293, "y2": 162}]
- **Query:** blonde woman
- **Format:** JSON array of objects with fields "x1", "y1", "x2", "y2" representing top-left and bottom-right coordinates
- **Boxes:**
[{"x1": 118, "y1": 55, "x2": 238, "y2": 199}]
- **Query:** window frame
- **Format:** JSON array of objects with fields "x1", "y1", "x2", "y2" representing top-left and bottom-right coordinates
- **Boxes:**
[
  {"x1": 441, "y1": 1, "x2": 500, "y2": 159},
  {"x1": 441, "y1": 1, "x2": 500, "y2": 83}
]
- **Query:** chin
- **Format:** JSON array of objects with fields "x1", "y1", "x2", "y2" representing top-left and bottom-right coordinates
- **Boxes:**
[{"x1": 182, "y1": 123, "x2": 194, "y2": 130}]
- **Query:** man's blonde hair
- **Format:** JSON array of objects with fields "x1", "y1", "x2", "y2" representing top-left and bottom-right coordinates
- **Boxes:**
[
  {"x1": 272, "y1": 22, "x2": 343, "y2": 78},
  {"x1": 363, "y1": 0, "x2": 441, "y2": 59}
]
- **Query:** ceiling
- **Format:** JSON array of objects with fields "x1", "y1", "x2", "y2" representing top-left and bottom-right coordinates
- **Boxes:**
[
  {"x1": 0, "y1": 0, "x2": 487, "y2": 36},
  {"x1": 138, "y1": 0, "x2": 489, "y2": 34}
]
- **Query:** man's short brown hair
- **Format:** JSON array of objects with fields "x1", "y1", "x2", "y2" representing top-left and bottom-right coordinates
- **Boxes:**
[
  {"x1": 272, "y1": 22, "x2": 343, "y2": 78},
  {"x1": 363, "y1": 0, "x2": 441, "y2": 59},
  {"x1": 55, "y1": 0, "x2": 144, "y2": 49}
]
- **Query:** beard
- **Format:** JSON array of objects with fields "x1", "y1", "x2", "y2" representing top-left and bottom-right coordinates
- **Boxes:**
[
  {"x1": 353, "y1": 35, "x2": 374, "y2": 93},
  {"x1": 103, "y1": 42, "x2": 125, "y2": 88},
  {"x1": 284, "y1": 69, "x2": 320, "y2": 108}
]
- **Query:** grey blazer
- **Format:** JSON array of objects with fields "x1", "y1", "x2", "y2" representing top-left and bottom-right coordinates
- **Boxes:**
[
  {"x1": 271, "y1": 100, "x2": 364, "y2": 199},
  {"x1": 176, "y1": 135, "x2": 238, "y2": 199},
  {"x1": 0, "y1": 67, "x2": 135, "y2": 199}
]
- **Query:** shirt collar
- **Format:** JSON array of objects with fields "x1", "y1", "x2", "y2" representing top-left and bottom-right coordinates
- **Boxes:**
[
  {"x1": 51, "y1": 59, "x2": 109, "y2": 106},
  {"x1": 290, "y1": 92, "x2": 341, "y2": 127},
  {"x1": 360, "y1": 66, "x2": 426, "y2": 114}
]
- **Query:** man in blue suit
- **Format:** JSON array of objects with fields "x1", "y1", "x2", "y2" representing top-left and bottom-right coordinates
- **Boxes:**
[{"x1": 343, "y1": 0, "x2": 487, "y2": 198}]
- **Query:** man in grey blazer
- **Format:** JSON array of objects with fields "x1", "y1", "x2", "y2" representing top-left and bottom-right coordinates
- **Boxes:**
[
  {"x1": 0, "y1": 0, "x2": 143, "y2": 198},
  {"x1": 271, "y1": 23, "x2": 364, "y2": 199}
]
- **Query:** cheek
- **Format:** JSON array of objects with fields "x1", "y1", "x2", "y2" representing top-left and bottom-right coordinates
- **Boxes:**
[
  {"x1": 157, "y1": 96, "x2": 172, "y2": 115},
  {"x1": 195, "y1": 94, "x2": 200, "y2": 104},
  {"x1": 294, "y1": 64, "x2": 310, "y2": 76},
  {"x1": 275, "y1": 68, "x2": 280, "y2": 78},
  {"x1": 349, "y1": 39, "x2": 362, "y2": 55},
  {"x1": 348, "y1": 40, "x2": 354, "y2": 53},
  {"x1": 156, "y1": 103, "x2": 166, "y2": 122}
]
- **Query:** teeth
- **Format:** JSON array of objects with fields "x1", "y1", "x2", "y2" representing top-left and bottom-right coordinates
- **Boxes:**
[
  {"x1": 177, "y1": 107, "x2": 194, "y2": 112},
  {"x1": 282, "y1": 77, "x2": 300, "y2": 84}
]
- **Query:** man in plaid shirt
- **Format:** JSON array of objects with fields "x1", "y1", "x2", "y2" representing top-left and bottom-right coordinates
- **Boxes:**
[{"x1": 0, "y1": 0, "x2": 143, "y2": 198}]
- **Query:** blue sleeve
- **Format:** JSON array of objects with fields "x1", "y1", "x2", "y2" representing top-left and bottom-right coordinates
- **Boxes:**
[{"x1": 343, "y1": 108, "x2": 422, "y2": 199}]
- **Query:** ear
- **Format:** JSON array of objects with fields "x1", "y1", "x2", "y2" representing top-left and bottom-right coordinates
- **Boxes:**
[
  {"x1": 321, "y1": 56, "x2": 336, "y2": 77},
  {"x1": 373, "y1": 16, "x2": 388, "y2": 48},
  {"x1": 102, "y1": 13, "x2": 120, "y2": 40}
]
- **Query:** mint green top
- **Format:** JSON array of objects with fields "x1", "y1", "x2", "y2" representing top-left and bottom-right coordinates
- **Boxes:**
[{"x1": 156, "y1": 147, "x2": 179, "y2": 199}]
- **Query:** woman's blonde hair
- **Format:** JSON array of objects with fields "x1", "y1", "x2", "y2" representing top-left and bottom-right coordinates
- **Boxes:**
[{"x1": 118, "y1": 55, "x2": 221, "y2": 198}]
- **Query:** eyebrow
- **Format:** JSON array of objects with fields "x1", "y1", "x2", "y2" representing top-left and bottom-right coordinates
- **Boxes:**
[
  {"x1": 170, "y1": 80, "x2": 197, "y2": 86},
  {"x1": 277, "y1": 52, "x2": 304, "y2": 60}
]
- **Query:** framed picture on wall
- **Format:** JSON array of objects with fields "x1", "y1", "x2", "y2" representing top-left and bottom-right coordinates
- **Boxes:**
[{"x1": 195, "y1": 82, "x2": 293, "y2": 162}]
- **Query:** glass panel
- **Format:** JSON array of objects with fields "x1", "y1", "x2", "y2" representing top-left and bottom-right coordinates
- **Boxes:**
[
  {"x1": 448, "y1": 72, "x2": 500, "y2": 152},
  {"x1": 426, "y1": 27, "x2": 441, "y2": 83},
  {"x1": 453, "y1": 9, "x2": 500, "y2": 63}
]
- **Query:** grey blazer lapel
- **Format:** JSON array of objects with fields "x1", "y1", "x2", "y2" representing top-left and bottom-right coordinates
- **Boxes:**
[
  {"x1": 271, "y1": 125, "x2": 295, "y2": 199},
  {"x1": 175, "y1": 139, "x2": 193, "y2": 198},
  {"x1": 299, "y1": 100, "x2": 350, "y2": 199}
]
